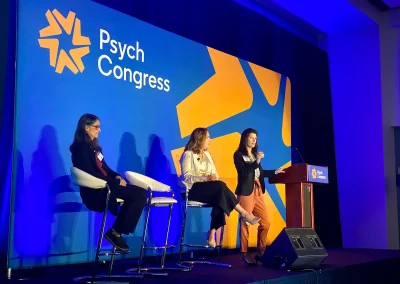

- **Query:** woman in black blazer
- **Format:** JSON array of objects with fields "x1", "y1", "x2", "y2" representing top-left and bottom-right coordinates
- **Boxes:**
[
  {"x1": 70, "y1": 113, "x2": 147, "y2": 252},
  {"x1": 233, "y1": 128, "x2": 285, "y2": 265}
]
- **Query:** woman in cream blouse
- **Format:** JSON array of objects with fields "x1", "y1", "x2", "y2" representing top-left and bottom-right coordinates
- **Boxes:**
[{"x1": 180, "y1": 127, "x2": 261, "y2": 247}]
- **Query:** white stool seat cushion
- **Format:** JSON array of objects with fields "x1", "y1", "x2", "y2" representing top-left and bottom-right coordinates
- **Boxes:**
[
  {"x1": 116, "y1": 198, "x2": 124, "y2": 203},
  {"x1": 150, "y1": 197, "x2": 177, "y2": 205},
  {"x1": 188, "y1": 200, "x2": 209, "y2": 207},
  {"x1": 125, "y1": 171, "x2": 171, "y2": 192},
  {"x1": 71, "y1": 167, "x2": 106, "y2": 189}
]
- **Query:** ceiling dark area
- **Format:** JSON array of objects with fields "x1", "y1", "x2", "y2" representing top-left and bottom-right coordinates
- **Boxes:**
[{"x1": 368, "y1": 0, "x2": 400, "y2": 11}]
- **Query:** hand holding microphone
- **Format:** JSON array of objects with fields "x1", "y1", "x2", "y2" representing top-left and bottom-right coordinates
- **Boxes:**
[{"x1": 256, "y1": 151, "x2": 264, "y2": 163}]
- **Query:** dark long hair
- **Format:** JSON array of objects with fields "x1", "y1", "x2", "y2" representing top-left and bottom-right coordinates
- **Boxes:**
[
  {"x1": 71, "y1": 113, "x2": 102, "y2": 151},
  {"x1": 184, "y1": 127, "x2": 208, "y2": 154},
  {"x1": 237, "y1": 128, "x2": 258, "y2": 156}
]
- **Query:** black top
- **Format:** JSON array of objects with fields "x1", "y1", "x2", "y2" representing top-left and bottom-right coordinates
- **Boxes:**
[
  {"x1": 70, "y1": 141, "x2": 120, "y2": 214},
  {"x1": 233, "y1": 150, "x2": 276, "y2": 196}
]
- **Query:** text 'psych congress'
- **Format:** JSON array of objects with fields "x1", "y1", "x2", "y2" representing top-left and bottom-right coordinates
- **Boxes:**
[{"x1": 98, "y1": 29, "x2": 171, "y2": 92}]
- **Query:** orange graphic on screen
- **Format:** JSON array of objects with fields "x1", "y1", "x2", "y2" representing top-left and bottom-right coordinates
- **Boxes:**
[
  {"x1": 38, "y1": 9, "x2": 91, "y2": 74},
  {"x1": 172, "y1": 47, "x2": 291, "y2": 249},
  {"x1": 176, "y1": 47, "x2": 253, "y2": 138}
]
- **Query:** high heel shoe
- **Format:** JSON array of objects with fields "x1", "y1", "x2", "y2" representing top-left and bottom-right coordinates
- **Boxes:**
[
  {"x1": 242, "y1": 253, "x2": 257, "y2": 266},
  {"x1": 242, "y1": 212, "x2": 261, "y2": 225},
  {"x1": 255, "y1": 249, "x2": 265, "y2": 263},
  {"x1": 206, "y1": 231, "x2": 216, "y2": 248}
]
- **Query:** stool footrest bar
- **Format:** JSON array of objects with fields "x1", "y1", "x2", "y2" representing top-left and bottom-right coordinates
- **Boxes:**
[
  {"x1": 126, "y1": 268, "x2": 168, "y2": 276},
  {"x1": 179, "y1": 260, "x2": 232, "y2": 268},
  {"x1": 143, "y1": 245, "x2": 175, "y2": 250},
  {"x1": 74, "y1": 274, "x2": 143, "y2": 283},
  {"x1": 182, "y1": 244, "x2": 217, "y2": 248},
  {"x1": 128, "y1": 266, "x2": 191, "y2": 273},
  {"x1": 99, "y1": 251, "x2": 129, "y2": 256}
]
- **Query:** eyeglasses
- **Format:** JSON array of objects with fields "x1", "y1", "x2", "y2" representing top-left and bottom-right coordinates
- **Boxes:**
[{"x1": 89, "y1": 125, "x2": 101, "y2": 130}]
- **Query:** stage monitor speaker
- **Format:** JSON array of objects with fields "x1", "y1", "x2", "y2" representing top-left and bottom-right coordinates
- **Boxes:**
[{"x1": 261, "y1": 227, "x2": 328, "y2": 270}]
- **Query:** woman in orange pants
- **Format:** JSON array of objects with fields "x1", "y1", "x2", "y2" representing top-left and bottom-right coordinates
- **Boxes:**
[{"x1": 233, "y1": 128, "x2": 285, "y2": 265}]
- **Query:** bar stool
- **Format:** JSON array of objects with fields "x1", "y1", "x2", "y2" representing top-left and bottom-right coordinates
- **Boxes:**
[
  {"x1": 71, "y1": 167, "x2": 142, "y2": 283},
  {"x1": 177, "y1": 186, "x2": 231, "y2": 268},
  {"x1": 124, "y1": 171, "x2": 191, "y2": 276}
]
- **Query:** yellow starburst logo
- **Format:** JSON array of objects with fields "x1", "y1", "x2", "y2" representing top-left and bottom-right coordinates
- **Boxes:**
[
  {"x1": 38, "y1": 9, "x2": 91, "y2": 74},
  {"x1": 311, "y1": 168, "x2": 317, "y2": 179}
]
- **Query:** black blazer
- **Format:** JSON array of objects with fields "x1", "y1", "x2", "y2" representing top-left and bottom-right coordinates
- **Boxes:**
[
  {"x1": 70, "y1": 141, "x2": 120, "y2": 215},
  {"x1": 233, "y1": 150, "x2": 276, "y2": 196}
]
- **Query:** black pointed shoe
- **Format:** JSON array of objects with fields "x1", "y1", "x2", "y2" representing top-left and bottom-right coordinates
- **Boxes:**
[{"x1": 104, "y1": 229, "x2": 130, "y2": 252}]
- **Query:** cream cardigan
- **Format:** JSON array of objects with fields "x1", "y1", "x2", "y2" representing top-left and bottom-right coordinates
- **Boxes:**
[{"x1": 179, "y1": 150, "x2": 219, "y2": 190}]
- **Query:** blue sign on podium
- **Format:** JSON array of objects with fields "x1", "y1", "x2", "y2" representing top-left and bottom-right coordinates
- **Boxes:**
[{"x1": 307, "y1": 165, "x2": 329, "y2": 183}]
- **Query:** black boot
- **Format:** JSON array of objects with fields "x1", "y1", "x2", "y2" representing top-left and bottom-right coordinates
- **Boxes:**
[{"x1": 104, "y1": 228, "x2": 130, "y2": 252}]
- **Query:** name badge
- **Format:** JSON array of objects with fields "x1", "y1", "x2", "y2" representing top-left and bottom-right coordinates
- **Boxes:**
[
  {"x1": 242, "y1": 156, "x2": 251, "y2": 162},
  {"x1": 97, "y1": 152, "x2": 104, "y2": 161}
]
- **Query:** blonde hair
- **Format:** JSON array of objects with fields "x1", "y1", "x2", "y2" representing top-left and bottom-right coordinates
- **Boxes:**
[{"x1": 184, "y1": 127, "x2": 208, "y2": 154}]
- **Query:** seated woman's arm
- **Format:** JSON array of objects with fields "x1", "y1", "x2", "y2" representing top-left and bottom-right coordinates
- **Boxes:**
[
  {"x1": 72, "y1": 144, "x2": 120, "y2": 187},
  {"x1": 102, "y1": 159, "x2": 120, "y2": 179},
  {"x1": 208, "y1": 153, "x2": 219, "y2": 180},
  {"x1": 181, "y1": 151, "x2": 207, "y2": 184}
]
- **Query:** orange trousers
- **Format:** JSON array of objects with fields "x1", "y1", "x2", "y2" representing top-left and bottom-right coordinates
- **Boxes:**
[{"x1": 237, "y1": 179, "x2": 270, "y2": 253}]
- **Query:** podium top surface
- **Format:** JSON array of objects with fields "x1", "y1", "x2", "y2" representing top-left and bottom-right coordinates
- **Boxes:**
[{"x1": 269, "y1": 163, "x2": 328, "y2": 184}]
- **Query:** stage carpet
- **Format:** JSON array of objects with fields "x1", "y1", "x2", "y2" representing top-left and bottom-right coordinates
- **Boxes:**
[{"x1": 4, "y1": 248, "x2": 400, "y2": 284}]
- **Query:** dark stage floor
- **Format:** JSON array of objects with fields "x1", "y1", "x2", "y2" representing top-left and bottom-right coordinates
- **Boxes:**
[{"x1": 4, "y1": 248, "x2": 400, "y2": 284}]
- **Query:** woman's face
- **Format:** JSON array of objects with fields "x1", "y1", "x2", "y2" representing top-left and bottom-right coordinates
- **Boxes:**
[
  {"x1": 202, "y1": 131, "x2": 211, "y2": 151},
  {"x1": 85, "y1": 119, "x2": 101, "y2": 140},
  {"x1": 246, "y1": 132, "x2": 257, "y2": 149}
]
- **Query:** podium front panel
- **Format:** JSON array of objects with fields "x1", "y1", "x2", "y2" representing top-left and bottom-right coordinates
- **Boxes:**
[
  {"x1": 302, "y1": 183, "x2": 313, "y2": 227},
  {"x1": 286, "y1": 183, "x2": 314, "y2": 228}
]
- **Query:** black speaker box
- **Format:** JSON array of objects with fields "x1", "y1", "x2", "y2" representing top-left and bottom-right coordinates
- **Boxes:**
[{"x1": 261, "y1": 227, "x2": 328, "y2": 270}]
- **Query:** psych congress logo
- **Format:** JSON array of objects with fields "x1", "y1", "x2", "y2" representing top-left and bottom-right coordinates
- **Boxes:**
[
  {"x1": 311, "y1": 168, "x2": 317, "y2": 179},
  {"x1": 38, "y1": 9, "x2": 91, "y2": 74}
]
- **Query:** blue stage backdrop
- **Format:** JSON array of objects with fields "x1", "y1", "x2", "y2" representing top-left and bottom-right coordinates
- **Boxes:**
[{"x1": 9, "y1": 0, "x2": 291, "y2": 268}]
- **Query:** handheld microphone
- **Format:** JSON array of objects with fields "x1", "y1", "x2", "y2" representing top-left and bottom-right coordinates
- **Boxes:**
[{"x1": 295, "y1": 147, "x2": 306, "y2": 164}]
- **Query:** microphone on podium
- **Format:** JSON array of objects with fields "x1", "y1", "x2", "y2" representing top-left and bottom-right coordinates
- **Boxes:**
[{"x1": 295, "y1": 147, "x2": 306, "y2": 163}]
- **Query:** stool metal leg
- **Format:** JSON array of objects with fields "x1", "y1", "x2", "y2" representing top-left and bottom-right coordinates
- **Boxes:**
[
  {"x1": 127, "y1": 194, "x2": 190, "y2": 276},
  {"x1": 74, "y1": 185, "x2": 143, "y2": 283},
  {"x1": 138, "y1": 200, "x2": 151, "y2": 272},
  {"x1": 177, "y1": 198, "x2": 189, "y2": 266},
  {"x1": 216, "y1": 226, "x2": 224, "y2": 262},
  {"x1": 108, "y1": 247, "x2": 116, "y2": 277},
  {"x1": 141, "y1": 202, "x2": 190, "y2": 272},
  {"x1": 93, "y1": 190, "x2": 110, "y2": 280},
  {"x1": 151, "y1": 202, "x2": 190, "y2": 272},
  {"x1": 177, "y1": 194, "x2": 231, "y2": 268},
  {"x1": 161, "y1": 203, "x2": 173, "y2": 268},
  {"x1": 126, "y1": 198, "x2": 168, "y2": 276}
]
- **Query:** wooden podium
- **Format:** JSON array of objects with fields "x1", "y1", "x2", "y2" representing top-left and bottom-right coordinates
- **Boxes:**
[{"x1": 269, "y1": 163, "x2": 328, "y2": 228}]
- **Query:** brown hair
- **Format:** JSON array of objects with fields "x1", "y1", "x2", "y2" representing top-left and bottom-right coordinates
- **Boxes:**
[
  {"x1": 184, "y1": 127, "x2": 208, "y2": 154},
  {"x1": 71, "y1": 113, "x2": 102, "y2": 151},
  {"x1": 237, "y1": 128, "x2": 258, "y2": 156}
]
